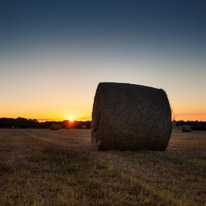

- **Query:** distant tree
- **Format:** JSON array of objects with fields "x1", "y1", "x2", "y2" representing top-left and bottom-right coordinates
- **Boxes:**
[{"x1": 0, "y1": 118, "x2": 91, "y2": 129}]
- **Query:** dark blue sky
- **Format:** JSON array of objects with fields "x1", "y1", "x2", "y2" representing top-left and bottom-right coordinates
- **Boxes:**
[{"x1": 0, "y1": 0, "x2": 205, "y2": 55}]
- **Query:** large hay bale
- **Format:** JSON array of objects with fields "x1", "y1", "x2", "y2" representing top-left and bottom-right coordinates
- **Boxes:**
[
  {"x1": 91, "y1": 82, "x2": 172, "y2": 151},
  {"x1": 182, "y1": 125, "x2": 191, "y2": 132}
]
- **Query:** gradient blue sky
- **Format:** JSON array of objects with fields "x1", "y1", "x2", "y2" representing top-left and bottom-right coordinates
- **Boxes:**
[{"x1": 0, "y1": 0, "x2": 205, "y2": 121}]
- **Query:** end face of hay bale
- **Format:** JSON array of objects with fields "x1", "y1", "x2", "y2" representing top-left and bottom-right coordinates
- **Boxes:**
[
  {"x1": 182, "y1": 125, "x2": 191, "y2": 132},
  {"x1": 91, "y1": 82, "x2": 172, "y2": 151}
]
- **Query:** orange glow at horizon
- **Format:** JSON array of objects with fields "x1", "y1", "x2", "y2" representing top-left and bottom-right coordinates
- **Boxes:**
[
  {"x1": 1, "y1": 108, "x2": 206, "y2": 122},
  {"x1": 175, "y1": 113, "x2": 206, "y2": 121},
  {"x1": 171, "y1": 105, "x2": 206, "y2": 121},
  {"x1": 36, "y1": 112, "x2": 206, "y2": 122}
]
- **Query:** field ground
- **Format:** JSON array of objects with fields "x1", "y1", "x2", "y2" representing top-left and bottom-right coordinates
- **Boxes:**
[{"x1": 0, "y1": 128, "x2": 205, "y2": 206}]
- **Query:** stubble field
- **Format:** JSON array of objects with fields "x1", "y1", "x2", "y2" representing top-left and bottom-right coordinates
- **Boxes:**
[{"x1": 0, "y1": 128, "x2": 205, "y2": 206}]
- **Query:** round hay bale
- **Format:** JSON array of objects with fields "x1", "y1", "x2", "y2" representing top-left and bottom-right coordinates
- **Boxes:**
[
  {"x1": 82, "y1": 125, "x2": 87, "y2": 129},
  {"x1": 91, "y1": 82, "x2": 172, "y2": 151},
  {"x1": 182, "y1": 125, "x2": 191, "y2": 132},
  {"x1": 50, "y1": 124, "x2": 61, "y2": 130}
]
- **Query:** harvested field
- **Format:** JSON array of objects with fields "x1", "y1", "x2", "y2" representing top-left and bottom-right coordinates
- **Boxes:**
[{"x1": 0, "y1": 128, "x2": 205, "y2": 206}]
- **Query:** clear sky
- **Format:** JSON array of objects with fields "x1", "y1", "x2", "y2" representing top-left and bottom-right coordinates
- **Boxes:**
[{"x1": 0, "y1": 0, "x2": 205, "y2": 121}]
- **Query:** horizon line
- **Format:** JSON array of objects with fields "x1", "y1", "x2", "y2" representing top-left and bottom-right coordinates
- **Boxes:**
[{"x1": 0, "y1": 117, "x2": 205, "y2": 123}]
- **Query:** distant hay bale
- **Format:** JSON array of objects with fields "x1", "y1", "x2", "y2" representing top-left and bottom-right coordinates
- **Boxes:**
[
  {"x1": 182, "y1": 125, "x2": 191, "y2": 132},
  {"x1": 82, "y1": 125, "x2": 87, "y2": 129},
  {"x1": 50, "y1": 124, "x2": 61, "y2": 130},
  {"x1": 91, "y1": 82, "x2": 172, "y2": 151}
]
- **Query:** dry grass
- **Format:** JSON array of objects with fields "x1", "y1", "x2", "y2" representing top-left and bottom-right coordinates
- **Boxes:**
[{"x1": 0, "y1": 127, "x2": 205, "y2": 206}]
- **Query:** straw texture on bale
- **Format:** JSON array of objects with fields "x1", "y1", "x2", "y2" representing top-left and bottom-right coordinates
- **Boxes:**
[
  {"x1": 182, "y1": 125, "x2": 191, "y2": 132},
  {"x1": 91, "y1": 82, "x2": 172, "y2": 151}
]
